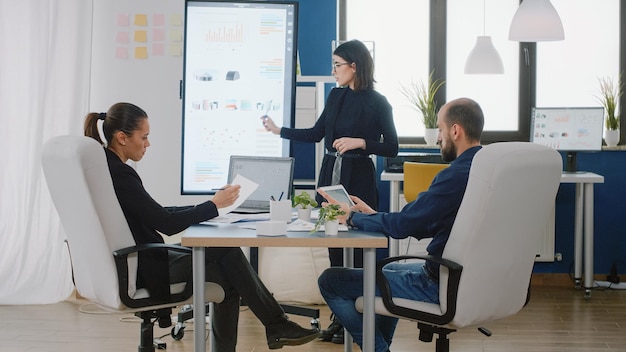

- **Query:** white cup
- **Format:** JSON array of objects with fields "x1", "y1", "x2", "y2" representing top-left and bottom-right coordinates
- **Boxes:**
[{"x1": 270, "y1": 200, "x2": 292, "y2": 222}]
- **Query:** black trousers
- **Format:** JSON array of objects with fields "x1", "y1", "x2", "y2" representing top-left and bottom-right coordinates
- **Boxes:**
[
  {"x1": 169, "y1": 247, "x2": 285, "y2": 352},
  {"x1": 328, "y1": 247, "x2": 363, "y2": 268}
]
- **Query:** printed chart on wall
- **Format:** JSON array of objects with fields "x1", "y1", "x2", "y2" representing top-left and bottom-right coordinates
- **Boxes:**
[{"x1": 181, "y1": 0, "x2": 298, "y2": 194}]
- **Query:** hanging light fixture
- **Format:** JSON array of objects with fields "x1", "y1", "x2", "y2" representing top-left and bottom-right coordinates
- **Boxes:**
[
  {"x1": 509, "y1": 0, "x2": 564, "y2": 41},
  {"x1": 464, "y1": 0, "x2": 504, "y2": 74}
]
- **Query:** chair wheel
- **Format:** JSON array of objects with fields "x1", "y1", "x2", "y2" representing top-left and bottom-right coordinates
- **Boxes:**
[
  {"x1": 171, "y1": 324, "x2": 185, "y2": 340},
  {"x1": 310, "y1": 318, "x2": 320, "y2": 329}
]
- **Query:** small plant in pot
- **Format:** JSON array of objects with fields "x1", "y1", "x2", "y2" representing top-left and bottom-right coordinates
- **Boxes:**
[
  {"x1": 597, "y1": 75, "x2": 623, "y2": 147},
  {"x1": 292, "y1": 191, "x2": 318, "y2": 221},
  {"x1": 399, "y1": 71, "x2": 445, "y2": 146},
  {"x1": 312, "y1": 203, "x2": 346, "y2": 236}
]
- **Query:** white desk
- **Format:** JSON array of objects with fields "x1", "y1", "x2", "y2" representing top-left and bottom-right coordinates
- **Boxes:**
[
  {"x1": 181, "y1": 223, "x2": 388, "y2": 352},
  {"x1": 381, "y1": 170, "x2": 604, "y2": 298}
]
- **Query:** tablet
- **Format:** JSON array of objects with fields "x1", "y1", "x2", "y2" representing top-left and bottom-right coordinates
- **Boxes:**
[{"x1": 318, "y1": 185, "x2": 355, "y2": 207}]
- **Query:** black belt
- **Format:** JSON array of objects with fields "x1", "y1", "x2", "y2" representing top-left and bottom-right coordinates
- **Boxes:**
[{"x1": 326, "y1": 151, "x2": 371, "y2": 159}]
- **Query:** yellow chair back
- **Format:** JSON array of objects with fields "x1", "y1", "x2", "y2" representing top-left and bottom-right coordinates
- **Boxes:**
[{"x1": 403, "y1": 162, "x2": 449, "y2": 203}]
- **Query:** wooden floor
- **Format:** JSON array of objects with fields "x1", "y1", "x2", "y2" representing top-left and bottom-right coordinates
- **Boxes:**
[{"x1": 2, "y1": 284, "x2": 626, "y2": 352}]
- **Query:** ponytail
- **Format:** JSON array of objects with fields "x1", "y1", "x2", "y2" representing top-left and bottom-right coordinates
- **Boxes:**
[{"x1": 83, "y1": 112, "x2": 105, "y2": 145}]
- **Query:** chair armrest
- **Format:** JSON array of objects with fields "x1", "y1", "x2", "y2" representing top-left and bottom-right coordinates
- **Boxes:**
[
  {"x1": 375, "y1": 255, "x2": 463, "y2": 325},
  {"x1": 113, "y1": 243, "x2": 192, "y2": 308},
  {"x1": 112, "y1": 243, "x2": 191, "y2": 257}
]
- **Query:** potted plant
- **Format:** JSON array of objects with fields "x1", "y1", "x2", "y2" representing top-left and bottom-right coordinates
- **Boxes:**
[
  {"x1": 292, "y1": 191, "x2": 318, "y2": 221},
  {"x1": 399, "y1": 70, "x2": 445, "y2": 146},
  {"x1": 312, "y1": 204, "x2": 346, "y2": 236},
  {"x1": 597, "y1": 75, "x2": 623, "y2": 147}
]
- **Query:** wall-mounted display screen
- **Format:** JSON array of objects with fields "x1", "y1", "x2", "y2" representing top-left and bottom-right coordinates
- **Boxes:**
[{"x1": 181, "y1": 0, "x2": 298, "y2": 194}]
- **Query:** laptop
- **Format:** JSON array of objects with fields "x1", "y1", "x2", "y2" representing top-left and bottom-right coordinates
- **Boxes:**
[{"x1": 227, "y1": 155, "x2": 295, "y2": 213}]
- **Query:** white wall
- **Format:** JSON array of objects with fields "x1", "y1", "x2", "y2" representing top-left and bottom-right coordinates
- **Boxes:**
[{"x1": 90, "y1": 0, "x2": 209, "y2": 205}]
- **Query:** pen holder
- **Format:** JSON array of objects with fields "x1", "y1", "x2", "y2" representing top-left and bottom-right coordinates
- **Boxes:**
[{"x1": 270, "y1": 199, "x2": 292, "y2": 222}]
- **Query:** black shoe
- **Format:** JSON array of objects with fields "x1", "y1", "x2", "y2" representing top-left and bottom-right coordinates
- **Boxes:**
[
  {"x1": 266, "y1": 318, "x2": 321, "y2": 349},
  {"x1": 320, "y1": 316, "x2": 343, "y2": 342},
  {"x1": 331, "y1": 328, "x2": 345, "y2": 344}
]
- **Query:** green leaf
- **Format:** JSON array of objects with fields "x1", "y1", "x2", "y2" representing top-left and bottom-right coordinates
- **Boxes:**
[{"x1": 398, "y1": 70, "x2": 445, "y2": 129}]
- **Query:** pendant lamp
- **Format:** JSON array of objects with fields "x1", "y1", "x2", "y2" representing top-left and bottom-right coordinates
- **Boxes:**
[
  {"x1": 464, "y1": 0, "x2": 504, "y2": 74},
  {"x1": 509, "y1": 0, "x2": 564, "y2": 41}
]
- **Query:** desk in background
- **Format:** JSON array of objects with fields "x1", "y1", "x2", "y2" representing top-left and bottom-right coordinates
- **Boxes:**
[
  {"x1": 181, "y1": 223, "x2": 388, "y2": 352},
  {"x1": 381, "y1": 170, "x2": 604, "y2": 298}
]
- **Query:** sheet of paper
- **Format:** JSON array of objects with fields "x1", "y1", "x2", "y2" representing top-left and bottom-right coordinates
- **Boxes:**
[
  {"x1": 217, "y1": 174, "x2": 258, "y2": 216},
  {"x1": 288, "y1": 219, "x2": 348, "y2": 232},
  {"x1": 205, "y1": 212, "x2": 270, "y2": 224},
  {"x1": 237, "y1": 219, "x2": 348, "y2": 232}
]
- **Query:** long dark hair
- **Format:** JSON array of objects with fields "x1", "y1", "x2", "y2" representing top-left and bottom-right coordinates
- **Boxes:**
[
  {"x1": 83, "y1": 102, "x2": 147, "y2": 146},
  {"x1": 333, "y1": 40, "x2": 375, "y2": 91}
]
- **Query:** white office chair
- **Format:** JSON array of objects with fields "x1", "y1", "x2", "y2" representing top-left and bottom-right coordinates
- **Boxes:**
[
  {"x1": 41, "y1": 135, "x2": 225, "y2": 352},
  {"x1": 356, "y1": 142, "x2": 563, "y2": 352}
]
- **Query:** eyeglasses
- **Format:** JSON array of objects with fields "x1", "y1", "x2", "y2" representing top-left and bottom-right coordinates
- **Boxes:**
[{"x1": 332, "y1": 62, "x2": 351, "y2": 71}]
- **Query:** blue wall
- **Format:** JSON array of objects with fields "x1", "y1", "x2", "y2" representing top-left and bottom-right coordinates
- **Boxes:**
[
  {"x1": 289, "y1": 0, "x2": 336, "y2": 180},
  {"x1": 542, "y1": 150, "x2": 626, "y2": 275}
]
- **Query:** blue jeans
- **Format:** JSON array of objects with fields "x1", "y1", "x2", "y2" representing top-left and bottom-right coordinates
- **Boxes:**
[{"x1": 318, "y1": 261, "x2": 439, "y2": 352}]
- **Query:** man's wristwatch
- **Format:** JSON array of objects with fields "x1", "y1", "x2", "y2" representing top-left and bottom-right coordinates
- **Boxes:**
[{"x1": 347, "y1": 211, "x2": 355, "y2": 227}]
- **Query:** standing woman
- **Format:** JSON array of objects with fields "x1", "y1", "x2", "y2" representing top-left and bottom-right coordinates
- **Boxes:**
[
  {"x1": 84, "y1": 102, "x2": 319, "y2": 351},
  {"x1": 262, "y1": 39, "x2": 399, "y2": 267},
  {"x1": 261, "y1": 40, "x2": 398, "y2": 343}
]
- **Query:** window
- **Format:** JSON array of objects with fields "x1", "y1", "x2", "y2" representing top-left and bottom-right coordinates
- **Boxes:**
[
  {"x1": 344, "y1": 0, "x2": 430, "y2": 140},
  {"x1": 536, "y1": 0, "x2": 620, "y2": 108},
  {"x1": 342, "y1": 0, "x2": 623, "y2": 144},
  {"x1": 447, "y1": 0, "x2": 519, "y2": 132}
]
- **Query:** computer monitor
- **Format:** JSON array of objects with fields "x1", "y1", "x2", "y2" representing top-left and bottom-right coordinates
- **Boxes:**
[
  {"x1": 227, "y1": 155, "x2": 294, "y2": 213},
  {"x1": 530, "y1": 107, "x2": 604, "y2": 173}
]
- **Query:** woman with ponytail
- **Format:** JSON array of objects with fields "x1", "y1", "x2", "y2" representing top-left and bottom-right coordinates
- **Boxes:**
[{"x1": 83, "y1": 102, "x2": 320, "y2": 351}]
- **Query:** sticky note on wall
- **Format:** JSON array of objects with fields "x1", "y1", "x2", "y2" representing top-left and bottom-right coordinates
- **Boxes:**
[
  {"x1": 117, "y1": 14, "x2": 129, "y2": 26},
  {"x1": 169, "y1": 14, "x2": 183, "y2": 26},
  {"x1": 152, "y1": 28, "x2": 165, "y2": 41},
  {"x1": 152, "y1": 43, "x2": 165, "y2": 56},
  {"x1": 116, "y1": 47, "x2": 129, "y2": 59},
  {"x1": 116, "y1": 31, "x2": 129, "y2": 44},
  {"x1": 134, "y1": 30, "x2": 147, "y2": 42},
  {"x1": 135, "y1": 47, "x2": 148, "y2": 59},
  {"x1": 153, "y1": 13, "x2": 166, "y2": 26},
  {"x1": 168, "y1": 30, "x2": 182, "y2": 42},
  {"x1": 134, "y1": 14, "x2": 148, "y2": 26}
]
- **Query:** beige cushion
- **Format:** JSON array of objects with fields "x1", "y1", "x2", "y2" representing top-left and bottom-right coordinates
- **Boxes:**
[{"x1": 258, "y1": 247, "x2": 329, "y2": 305}]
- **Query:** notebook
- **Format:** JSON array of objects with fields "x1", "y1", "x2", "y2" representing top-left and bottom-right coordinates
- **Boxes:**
[{"x1": 227, "y1": 155, "x2": 294, "y2": 213}]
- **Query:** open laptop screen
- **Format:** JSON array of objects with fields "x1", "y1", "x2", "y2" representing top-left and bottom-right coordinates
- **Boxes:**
[{"x1": 227, "y1": 155, "x2": 294, "y2": 212}]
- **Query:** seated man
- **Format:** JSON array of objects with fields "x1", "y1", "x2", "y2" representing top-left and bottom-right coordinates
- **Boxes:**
[{"x1": 317, "y1": 97, "x2": 484, "y2": 352}]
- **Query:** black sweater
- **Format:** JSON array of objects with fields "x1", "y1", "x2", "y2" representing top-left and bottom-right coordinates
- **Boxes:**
[
  {"x1": 280, "y1": 87, "x2": 399, "y2": 208},
  {"x1": 105, "y1": 148, "x2": 218, "y2": 300}
]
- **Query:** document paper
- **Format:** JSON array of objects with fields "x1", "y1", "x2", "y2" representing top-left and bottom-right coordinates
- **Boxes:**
[{"x1": 217, "y1": 174, "x2": 259, "y2": 216}]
